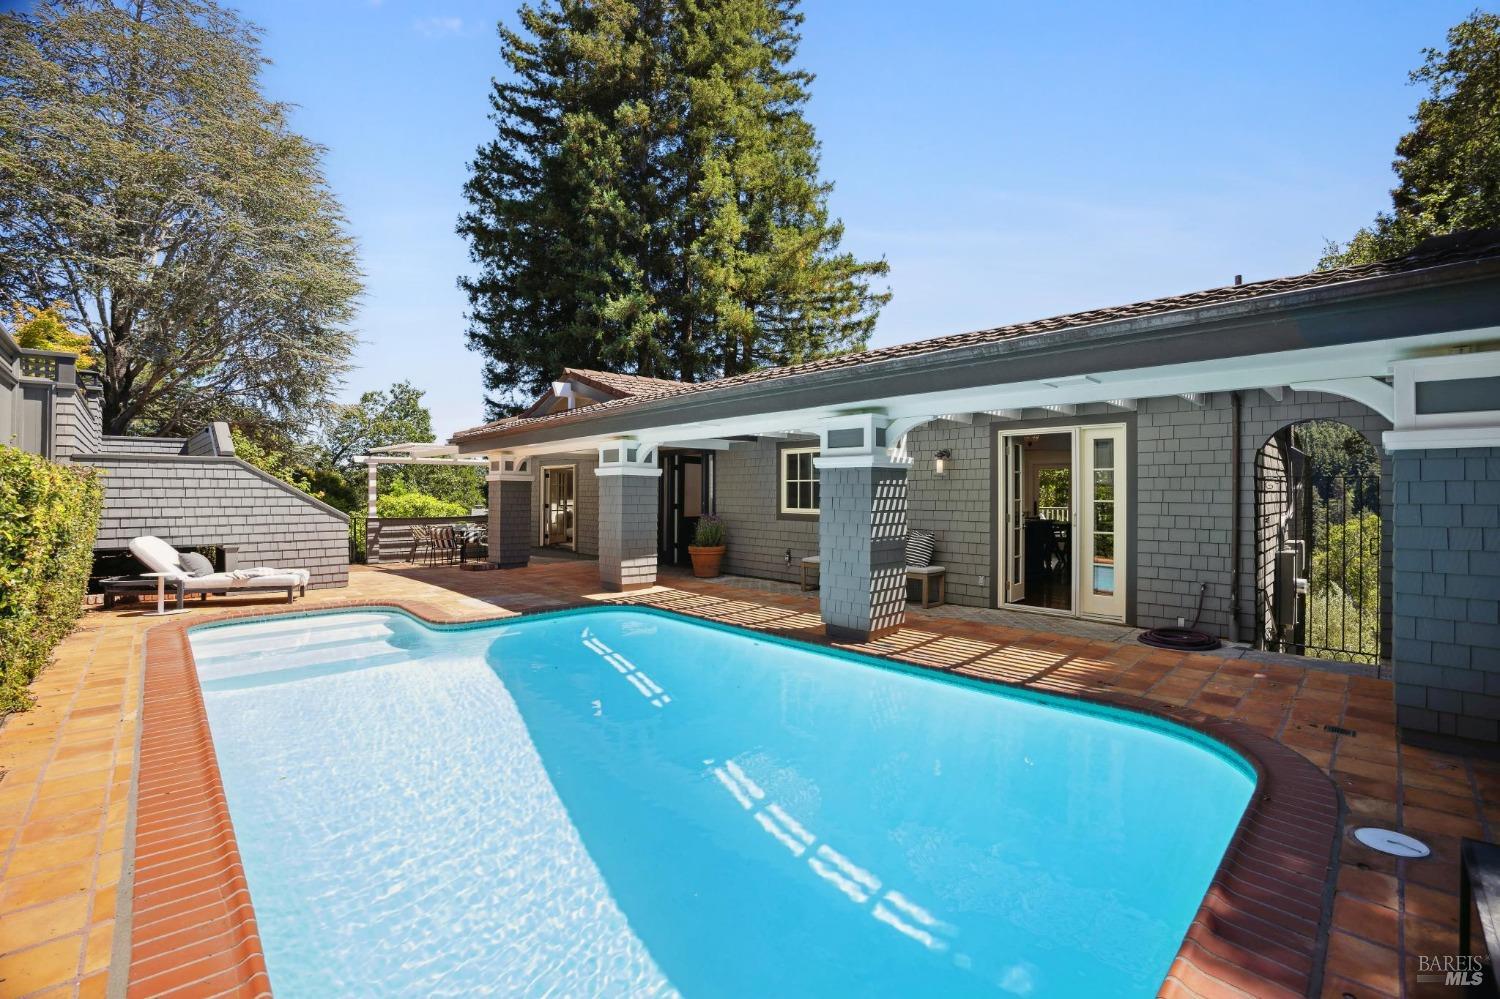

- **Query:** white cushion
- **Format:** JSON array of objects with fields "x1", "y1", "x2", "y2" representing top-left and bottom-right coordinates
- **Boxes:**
[
  {"x1": 181, "y1": 571, "x2": 307, "y2": 591},
  {"x1": 129, "y1": 536, "x2": 306, "y2": 586},
  {"x1": 801, "y1": 556, "x2": 820, "y2": 566},
  {"x1": 906, "y1": 565, "x2": 946, "y2": 576},
  {"x1": 129, "y1": 536, "x2": 186, "y2": 577}
]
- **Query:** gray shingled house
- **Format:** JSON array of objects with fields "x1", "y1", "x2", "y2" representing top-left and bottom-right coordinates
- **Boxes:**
[
  {"x1": 2, "y1": 327, "x2": 349, "y2": 589},
  {"x1": 451, "y1": 232, "x2": 1500, "y2": 750}
]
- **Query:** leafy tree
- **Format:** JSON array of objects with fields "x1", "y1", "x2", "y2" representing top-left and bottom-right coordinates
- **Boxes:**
[
  {"x1": 317, "y1": 381, "x2": 484, "y2": 510},
  {"x1": 1320, "y1": 11, "x2": 1500, "y2": 268},
  {"x1": 1310, "y1": 509, "x2": 1381, "y2": 613},
  {"x1": 459, "y1": 0, "x2": 889, "y2": 415},
  {"x1": 7, "y1": 302, "x2": 95, "y2": 369},
  {"x1": 0, "y1": 0, "x2": 362, "y2": 436},
  {"x1": 321, "y1": 381, "x2": 435, "y2": 468},
  {"x1": 230, "y1": 427, "x2": 316, "y2": 495}
]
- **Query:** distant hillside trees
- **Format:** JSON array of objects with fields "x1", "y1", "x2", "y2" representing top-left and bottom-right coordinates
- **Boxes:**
[
  {"x1": 459, "y1": 0, "x2": 890, "y2": 416},
  {"x1": 1321, "y1": 11, "x2": 1500, "y2": 268},
  {"x1": 0, "y1": 0, "x2": 363, "y2": 437}
]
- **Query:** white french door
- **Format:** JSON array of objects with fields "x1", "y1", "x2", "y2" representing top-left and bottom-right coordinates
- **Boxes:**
[
  {"x1": 1078, "y1": 426, "x2": 1126, "y2": 619},
  {"x1": 1005, "y1": 436, "x2": 1026, "y2": 603},
  {"x1": 540, "y1": 465, "x2": 576, "y2": 548},
  {"x1": 998, "y1": 424, "x2": 1128, "y2": 622}
]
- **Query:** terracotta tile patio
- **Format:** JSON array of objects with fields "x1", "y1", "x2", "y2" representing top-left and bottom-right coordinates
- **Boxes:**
[{"x1": 0, "y1": 559, "x2": 1493, "y2": 997}]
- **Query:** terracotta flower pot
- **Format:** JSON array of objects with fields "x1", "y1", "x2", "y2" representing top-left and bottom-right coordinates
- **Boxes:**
[{"x1": 688, "y1": 544, "x2": 726, "y2": 578}]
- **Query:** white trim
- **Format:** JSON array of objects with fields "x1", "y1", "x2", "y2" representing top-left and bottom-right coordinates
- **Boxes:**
[
  {"x1": 811, "y1": 453, "x2": 912, "y2": 469},
  {"x1": 1392, "y1": 353, "x2": 1500, "y2": 431},
  {"x1": 996, "y1": 422, "x2": 1129, "y2": 623},
  {"x1": 594, "y1": 464, "x2": 662, "y2": 478},
  {"x1": 357, "y1": 455, "x2": 488, "y2": 466},
  {"x1": 780, "y1": 444, "x2": 821, "y2": 514},
  {"x1": 1383, "y1": 426, "x2": 1500, "y2": 450}
]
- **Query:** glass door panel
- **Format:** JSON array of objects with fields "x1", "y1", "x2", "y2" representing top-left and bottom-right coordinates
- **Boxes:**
[
  {"x1": 542, "y1": 467, "x2": 575, "y2": 548},
  {"x1": 1005, "y1": 437, "x2": 1026, "y2": 603},
  {"x1": 1079, "y1": 427, "x2": 1126, "y2": 619}
]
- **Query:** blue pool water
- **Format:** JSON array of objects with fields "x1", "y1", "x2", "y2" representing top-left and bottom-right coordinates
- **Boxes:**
[{"x1": 190, "y1": 607, "x2": 1254, "y2": 997}]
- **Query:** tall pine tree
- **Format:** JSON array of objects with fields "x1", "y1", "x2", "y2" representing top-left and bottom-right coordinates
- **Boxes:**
[{"x1": 458, "y1": 0, "x2": 888, "y2": 415}]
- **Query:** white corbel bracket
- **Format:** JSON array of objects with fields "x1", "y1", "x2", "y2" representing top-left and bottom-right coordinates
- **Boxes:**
[{"x1": 1290, "y1": 377, "x2": 1395, "y2": 422}]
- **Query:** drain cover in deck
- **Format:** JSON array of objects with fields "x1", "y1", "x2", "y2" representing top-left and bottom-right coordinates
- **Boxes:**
[{"x1": 1353, "y1": 828, "x2": 1430, "y2": 858}]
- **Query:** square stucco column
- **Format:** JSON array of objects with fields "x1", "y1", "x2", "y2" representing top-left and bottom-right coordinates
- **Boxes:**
[
  {"x1": 596, "y1": 460, "x2": 661, "y2": 591},
  {"x1": 487, "y1": 474, "x2": 531, "y2": 569},
  {"x1": 1392, "y1": 447, "x2": 1500, "y2": 744},
  {"x1": 818, "y1": 459, "x2": 909, "y2": 642}
]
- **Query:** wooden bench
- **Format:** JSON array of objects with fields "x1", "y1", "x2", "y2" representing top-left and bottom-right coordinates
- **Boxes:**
[{"x1": 798, "y1": 556, "x2": 947, "y2": 608}]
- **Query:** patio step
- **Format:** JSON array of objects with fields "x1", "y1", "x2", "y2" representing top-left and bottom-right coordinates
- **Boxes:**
[
  {"x1": 191, "y1": 616, "x2": 402, "y2": 662},
  {"x1": 199, "y1": 644, "x2": 412, "y2": 692},
  {"x1": 196, "y1": 637, "x2": 413, "y2": 691}
]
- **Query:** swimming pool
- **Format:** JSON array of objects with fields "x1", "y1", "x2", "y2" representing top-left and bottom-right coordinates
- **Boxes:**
[{"x1": 189, "y1": 606, "x2": 1255, "y2": 997}]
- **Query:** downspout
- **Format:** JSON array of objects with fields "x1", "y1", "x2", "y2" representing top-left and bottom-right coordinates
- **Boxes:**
[{"x1": 1229, "y1": 391, "x2": 1243, "y2": 643}]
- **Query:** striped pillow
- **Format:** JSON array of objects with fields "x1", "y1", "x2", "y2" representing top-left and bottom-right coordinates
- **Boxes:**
[{"x1": 905, "y1": 530, "x2": 936, "y2": 568}]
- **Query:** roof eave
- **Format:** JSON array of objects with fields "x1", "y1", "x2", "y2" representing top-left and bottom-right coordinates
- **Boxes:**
[{"x1": 451, "y1": 254, "x2": 1500, "y2": 451}]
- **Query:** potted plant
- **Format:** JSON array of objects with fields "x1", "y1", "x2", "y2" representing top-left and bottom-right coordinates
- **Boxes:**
[{"x1": 688, "y1": 515, "x2": 727, "y2": 578}]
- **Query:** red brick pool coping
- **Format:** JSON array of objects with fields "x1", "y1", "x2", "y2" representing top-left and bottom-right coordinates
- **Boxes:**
[{"x1": 125, "y1": 598, "x2": 1342, "y2": 998}]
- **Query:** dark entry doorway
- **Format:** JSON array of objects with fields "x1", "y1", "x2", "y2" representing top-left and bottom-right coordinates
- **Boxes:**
[{"x1": 660, "y1": 451, "x2": 714, "y2": 566}]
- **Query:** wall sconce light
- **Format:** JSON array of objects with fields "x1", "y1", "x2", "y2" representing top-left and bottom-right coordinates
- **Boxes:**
[{"x1": 934, "y1": 449, "x2": 952, "y2": 477}]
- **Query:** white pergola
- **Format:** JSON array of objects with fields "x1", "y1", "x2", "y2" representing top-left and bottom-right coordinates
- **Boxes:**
[{"x1": 354, "y1": 442, "x2": 491, "y2": 519}]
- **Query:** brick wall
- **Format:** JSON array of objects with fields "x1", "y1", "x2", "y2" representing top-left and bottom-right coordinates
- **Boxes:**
[
  {"x1": 1392, "y1": 447, "x2": 1500, "y2": 742},
  {"x1": 79, "y1": 454, "x2": 350, "y2": 588}
]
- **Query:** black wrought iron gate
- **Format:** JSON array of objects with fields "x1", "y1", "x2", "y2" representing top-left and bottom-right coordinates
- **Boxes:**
[{"x1": 1255, "y1": 423, "x2": 1381, "y2": 665}]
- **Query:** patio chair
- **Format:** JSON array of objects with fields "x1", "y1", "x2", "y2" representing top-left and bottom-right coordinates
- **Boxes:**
[
  {"x1": 409, "y1": 524, "x2": 433, "y2": 564},
  {"x1": 431, "y1": 526, "x2": 458, "y2": 565},
  {"x1": 125, "y1": 536, "x2": 309, "y2": 608}
]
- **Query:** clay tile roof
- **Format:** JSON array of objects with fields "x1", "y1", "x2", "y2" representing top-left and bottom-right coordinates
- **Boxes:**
[
  {"x1": 560, "y1": 368, "x2": 695, "y2": 399},
  {"x1": 451, "y1": 229, "x2": 1500, "y2": 444}
]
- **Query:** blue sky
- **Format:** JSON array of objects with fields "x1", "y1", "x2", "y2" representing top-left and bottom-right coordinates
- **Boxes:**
[{"x1": 23, "y1": 1, "x2": 1486, "y2": 438}]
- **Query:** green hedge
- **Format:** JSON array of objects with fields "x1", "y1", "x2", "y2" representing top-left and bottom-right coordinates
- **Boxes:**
[
  {"x1": 0, "y1": 446, "x2": 104, "y2": 714},
  {"x1": 376, "y1": 491, "x2": 468, "y2": 518}
]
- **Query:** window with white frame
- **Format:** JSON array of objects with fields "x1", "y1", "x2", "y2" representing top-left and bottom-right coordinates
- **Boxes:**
[{"x1": 779, "y1": 446, "x2": 820, "y2": 515}]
